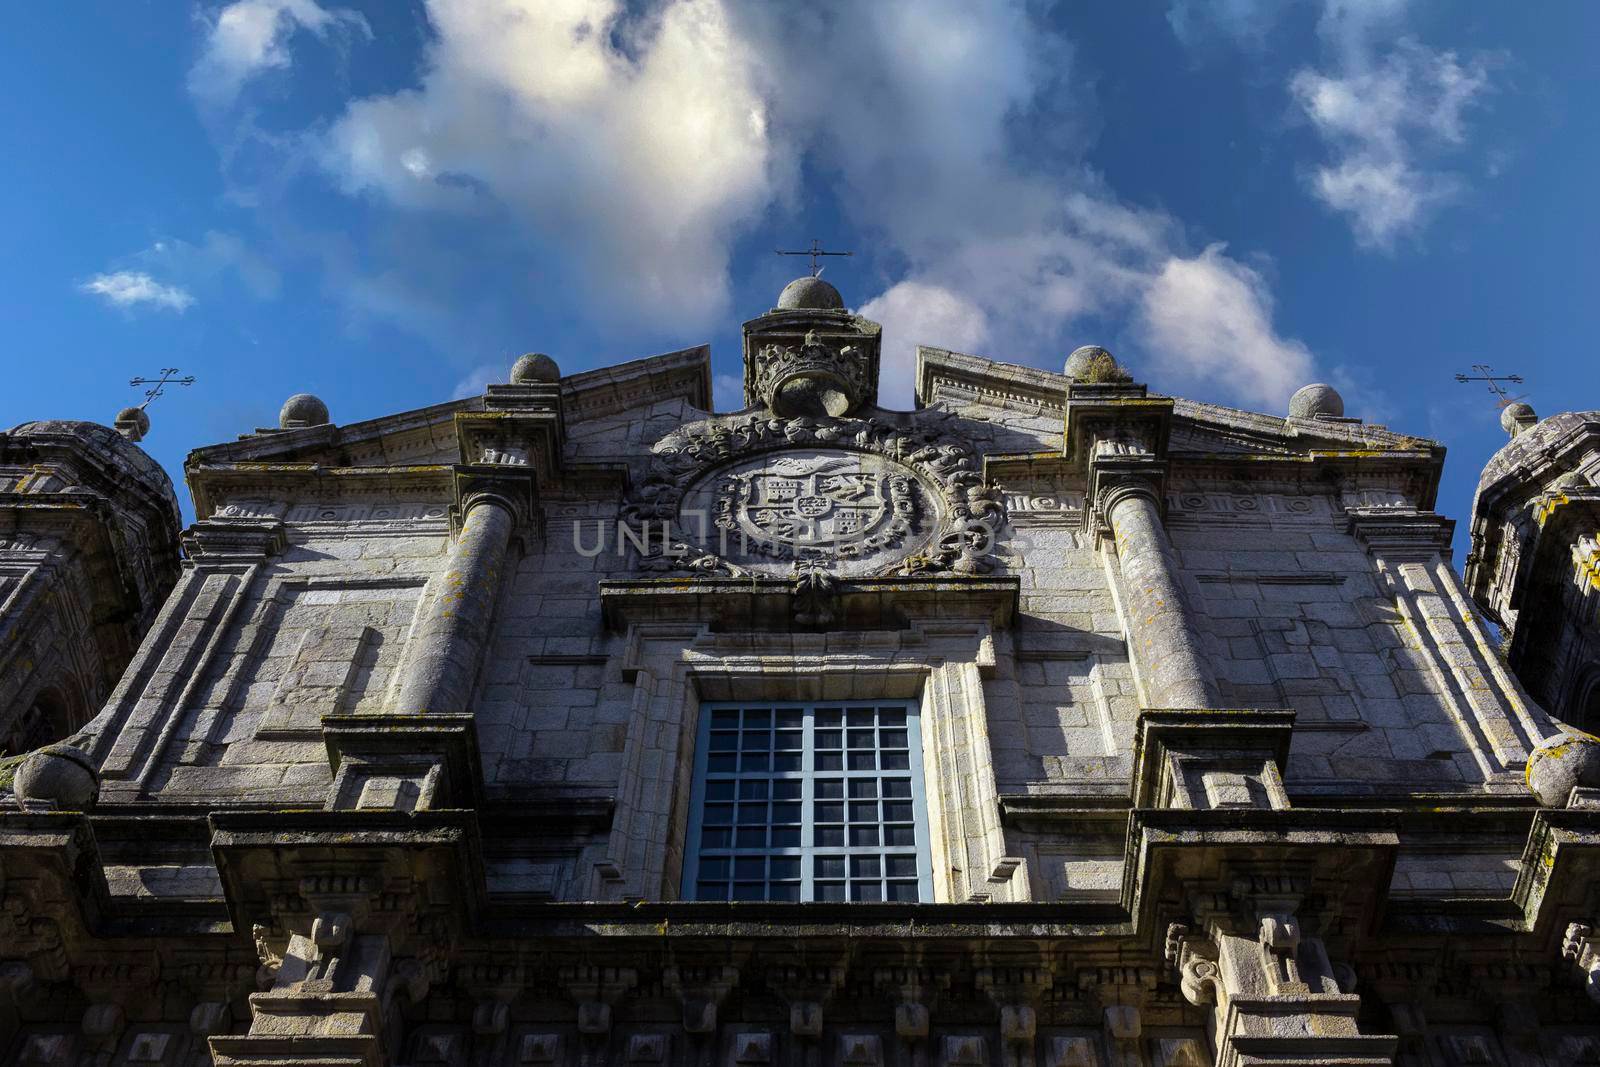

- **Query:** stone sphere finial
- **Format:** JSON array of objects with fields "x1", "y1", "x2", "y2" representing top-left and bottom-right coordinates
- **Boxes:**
[
  {"x1": 1501, "y1": 401, "x2": 1537, "y2": 437},
  {"x1": 1289, "y1": 383, "x2": 1345, "y2": 419},
  {"x1": 1064, "y1": 345, "x2": 1130, "y2": 384},
  {"x1": 279, "y1": 393, "x2": 330, "y2": 429},
  {"x1": 1526, "y1": 730, "x2": 1600, "y2": 807},
  {"x1": 114, "y1": 406, "x2": 150, "y2": 443},
  {"x1": 510, "y1": 353, "x2": 561, "y2": 384},
  {"x1": 777, "y1": 276, "x2": 845, "y2": 311},
  {"x1": 12, "y1": 743, "x2": 99, "y2": 810}
]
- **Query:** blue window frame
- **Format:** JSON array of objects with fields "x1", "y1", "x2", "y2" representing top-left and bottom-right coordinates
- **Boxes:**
[{"x1": 683, "y1": 701, "x2": 934, "y2": 902}]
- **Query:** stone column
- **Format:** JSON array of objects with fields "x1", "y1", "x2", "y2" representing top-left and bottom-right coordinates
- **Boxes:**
[
  {"x1": 1104, "y1": 482, "x2": 1220, "y2": 709},
  {"x1": 391, "y1": 495, "x2": 516, "y2": 716}
]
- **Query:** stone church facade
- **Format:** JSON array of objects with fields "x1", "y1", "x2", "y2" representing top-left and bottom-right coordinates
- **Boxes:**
[{"x1": 2, "y1": 275, "x2": 1600, "y2": 1065}]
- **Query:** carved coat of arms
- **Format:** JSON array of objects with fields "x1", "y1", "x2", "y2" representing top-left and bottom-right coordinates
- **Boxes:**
[{"x1": 708, "y1": 452, "x2": 919, "y2": 562}]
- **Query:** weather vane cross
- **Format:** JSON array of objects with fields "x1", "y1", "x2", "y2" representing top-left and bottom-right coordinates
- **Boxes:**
[
  {"x1": 1454, "y1": 363, "x2": 1525, "y2": 408},
  {"x1": 129, "y1": 367, "x2": 196, "y2": 411},
  {"x1": 775, "y1": 238, "x2": 852, "y2": 277}
]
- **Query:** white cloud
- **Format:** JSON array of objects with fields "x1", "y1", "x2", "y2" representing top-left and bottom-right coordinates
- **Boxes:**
[
  {"x1": 451, "y1": 363, "x2": 501, "y2": 399},
  {"x1": 1292, "y1": 42, "x2": 1489, "y2": 248},
  {"x1": 189, "y1": 0, "x2": 370, "y2": 106},
  {"x1": 860, "y1": 282, "x2": 991, "y2": 410},
  {"x1": 322, "y1": 0, "x2": 778, "y2": 333},
  {"x1": 1136, "y1": 246, "x2": 1314, "y2": 411},
  {"x1": 79, "y1": 271, "x2": 196, "y2": 312},
  {"x1": 204, "y1": 0, "x2": 1326, "y2": 416}
]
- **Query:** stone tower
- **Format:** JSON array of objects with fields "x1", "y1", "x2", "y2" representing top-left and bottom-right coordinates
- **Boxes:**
[
  {"x1": 0, "y1": 415, "x2": 182, "y2": 756},
  {"x1": 1467, "y1": 405, "x2": 1600, "y2": 727}
]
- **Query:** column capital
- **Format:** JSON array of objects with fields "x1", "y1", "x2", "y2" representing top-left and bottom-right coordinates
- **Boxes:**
[
  {"x1": 450, "y1": 464, "x2": 538, "y2": 539},
  {"x1": 180, "y1": 518, "x2": 287, "y2": 562},
  {"x1": 1345, "y1": 506, "x2": 1454, "y2": 560}
]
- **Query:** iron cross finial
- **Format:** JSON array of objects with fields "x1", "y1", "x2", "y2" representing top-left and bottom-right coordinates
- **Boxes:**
[
  {"x1": 775, "y1": 238, "x2": 853, "y2": 277},
  {"x1": 1454, "y1": 364, "x2": 1526, "y2": 408},
  {"x1": 128, "y1": 368, "x2": 197, "y2": 411}
]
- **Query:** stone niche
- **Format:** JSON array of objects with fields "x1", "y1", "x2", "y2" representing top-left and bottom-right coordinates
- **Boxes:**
[{"x1": 675, "y1": 448, "x2": 940, "y2": 578}]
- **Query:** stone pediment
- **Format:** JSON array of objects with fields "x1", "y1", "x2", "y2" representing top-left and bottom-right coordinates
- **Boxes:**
[
  {"x1": 188, "y1": 345, "x2": 712, "y2": 472},
  {"x1": 916, "y1": 346, "x2": 1439, "y2": 462}
]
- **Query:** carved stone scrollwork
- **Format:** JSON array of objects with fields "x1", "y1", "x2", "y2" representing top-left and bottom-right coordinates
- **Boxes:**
[
  {"x1": 754, "y1": 331, "x2": 872, "y2": 418},
  {"x1": 619, "y1": 412, "x2": 1006, "y2": 579},
  {"x1": 1564, "y1": 921, "x2": 1600, "y2": 1003},
  {"x1": 1165, "y1": 923, "x2": 1220, "y2": 1007}
]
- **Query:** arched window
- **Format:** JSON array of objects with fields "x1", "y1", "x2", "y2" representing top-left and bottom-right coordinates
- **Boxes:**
[
  {"x1": 1572, "y1": 667, "x2": 1600, "y2": 735},
  {"x1": 2, "y1": 687, "x2": 76, "y2": 757}
]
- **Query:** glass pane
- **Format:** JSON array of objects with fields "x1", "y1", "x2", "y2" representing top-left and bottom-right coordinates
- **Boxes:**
[
  {"x1": 693, "y1": 702, "x2": 926, "y2": 906},
  {"x1": 815, "y1": 856, "x2": 845, "y2": 878}
]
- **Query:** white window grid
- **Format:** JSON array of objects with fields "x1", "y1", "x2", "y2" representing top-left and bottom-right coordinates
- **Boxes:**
[{"x1": 682, "y1": 701, "x2": 934, "y2": 903}]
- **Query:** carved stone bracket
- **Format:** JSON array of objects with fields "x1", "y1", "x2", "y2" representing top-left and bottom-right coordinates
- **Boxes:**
[{"x1": 1565, "y1": 921, "x2": 1600, "y2": 1004}]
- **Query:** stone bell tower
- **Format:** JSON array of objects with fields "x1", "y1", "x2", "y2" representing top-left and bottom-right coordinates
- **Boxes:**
[{"x1": 742, "y1": 276, "x2": 881, "y2": 416}]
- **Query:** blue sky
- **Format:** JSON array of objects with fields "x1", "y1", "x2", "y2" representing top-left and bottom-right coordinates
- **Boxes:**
[{"x1": 3, "y1": 1, "x2": 1596, "y2": 557}]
